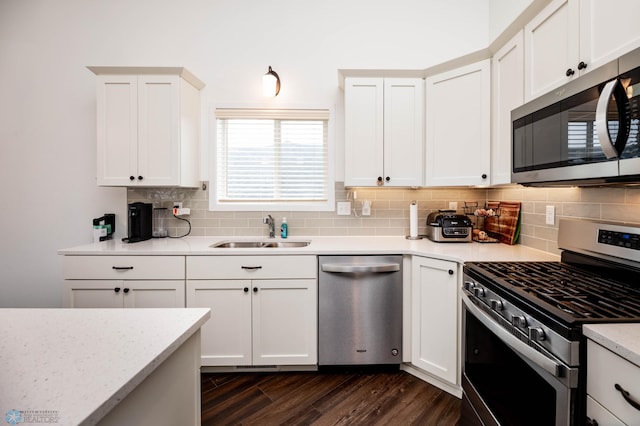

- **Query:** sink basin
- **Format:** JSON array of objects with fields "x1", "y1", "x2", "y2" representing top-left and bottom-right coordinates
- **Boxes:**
[
  {"x1": 261, "y1": 241, "x2": 311, "y2": 248},
  {"x1": 210, "y1": 241, "x2": 265, "y2": 248},
  {"x1": 210, "y1": 240, "x2": 311, "y2": 248}
]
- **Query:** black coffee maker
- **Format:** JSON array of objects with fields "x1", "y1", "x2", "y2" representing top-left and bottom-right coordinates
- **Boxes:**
[{"x1": 124, "y1": 202, "x2": 152, "y2": 243}]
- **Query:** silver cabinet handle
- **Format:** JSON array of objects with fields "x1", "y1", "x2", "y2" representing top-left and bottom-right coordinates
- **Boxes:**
[{"x1": 321, "y1": 263, "x2": 400, "y2": 273}]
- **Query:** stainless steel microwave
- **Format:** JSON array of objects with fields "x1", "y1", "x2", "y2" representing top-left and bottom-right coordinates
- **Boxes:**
[{"x1": 511, "y1": 47, "x2": 640, "y2": 186}]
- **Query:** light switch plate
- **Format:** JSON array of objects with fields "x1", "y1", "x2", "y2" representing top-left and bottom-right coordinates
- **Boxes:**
[
  {"x1": 545, "y1": 205, "x2": 555, "y2": 225},
  {"x1": 337, "y1": 201, "x2": 351, "y2": 215}
]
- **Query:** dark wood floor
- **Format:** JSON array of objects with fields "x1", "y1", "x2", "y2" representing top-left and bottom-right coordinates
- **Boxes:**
[{"x1": 201, "y1": 370, "x2": 461, "y2": 425}]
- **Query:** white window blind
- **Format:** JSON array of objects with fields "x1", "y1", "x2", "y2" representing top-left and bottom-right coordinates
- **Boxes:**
[{"x1": 212, "y1": 108, "x2": 333, "y2": 211}]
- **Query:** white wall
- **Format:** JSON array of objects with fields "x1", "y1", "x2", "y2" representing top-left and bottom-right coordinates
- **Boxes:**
[{"x1": 0, "y1": 0, "x2": 490, "y2": 307}]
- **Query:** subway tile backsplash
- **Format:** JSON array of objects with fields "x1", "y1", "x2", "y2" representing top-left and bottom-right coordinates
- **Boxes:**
[{"x1": 127, "y1": 182, "x2": 640, "y2": 255}]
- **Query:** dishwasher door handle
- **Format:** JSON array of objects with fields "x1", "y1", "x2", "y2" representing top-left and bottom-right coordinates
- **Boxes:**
[{"x1": 321, "y1": 263, "x2": 400, "y2": 273}]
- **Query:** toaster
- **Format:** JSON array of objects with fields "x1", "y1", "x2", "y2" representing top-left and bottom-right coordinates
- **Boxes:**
[{"x1": 425, "y1": 211, "x2": 473, "y2": 242}]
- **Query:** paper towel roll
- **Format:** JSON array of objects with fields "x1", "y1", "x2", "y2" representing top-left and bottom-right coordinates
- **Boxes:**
[{"x1": 409, "y1": 201, "x2": 418, "y2": 238}]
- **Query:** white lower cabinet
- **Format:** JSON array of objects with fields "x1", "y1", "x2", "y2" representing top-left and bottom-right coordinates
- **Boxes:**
[
  {"x1": 587, "y1": 339, "x2": 640, "y2": 425},
  {"x1": 62, "y1": 256, "x2": 185, "y2": 308},
  {"x1": 411, "y1": 256, "x2": 459, "y2": 386},
  {"x1": 186, "y1": 256, "x2": 317, "y2": 367}
]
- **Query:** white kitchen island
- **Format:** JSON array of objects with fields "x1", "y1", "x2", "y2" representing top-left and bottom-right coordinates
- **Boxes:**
[{"x1": 0, "y1": 308, "x2": 210, "y2": 426}]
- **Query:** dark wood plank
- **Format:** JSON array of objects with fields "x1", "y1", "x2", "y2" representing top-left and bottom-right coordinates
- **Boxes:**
[{"x1": 201, "y1": 371, "x2": 461, "y2": 426}]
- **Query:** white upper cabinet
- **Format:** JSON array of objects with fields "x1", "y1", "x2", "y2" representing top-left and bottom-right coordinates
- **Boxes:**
[
  {"x1": 524, "y1": 0, "x2": 640, "y2": 102},
  {"x1": 344, "y1": 77, "x2": 424, "y2": 187},
  {"x1": 491, "y1": 30, "x2": 524, "y2": 186},
  {"x1": 89, "y1": 67, "x2": 204, "y2": 187},
  {"x1": 425, "y1": 60, "x2": 490, "y2": 187},
  {"x1": 579, "y1": 0, "x2": 640, "y2": 72},
  {"x1": 524, "y1": 0, "x2": 579, "y2": 101}
]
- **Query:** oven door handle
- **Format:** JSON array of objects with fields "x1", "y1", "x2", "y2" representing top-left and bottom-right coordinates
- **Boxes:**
[{"x1": 462, "y1": 293, "x2": 562, "y2": 379}]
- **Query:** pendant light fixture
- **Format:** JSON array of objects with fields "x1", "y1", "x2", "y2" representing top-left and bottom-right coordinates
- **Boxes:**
[{"x1": 262, "y1": 66, "x2": 281, "y2": 97}]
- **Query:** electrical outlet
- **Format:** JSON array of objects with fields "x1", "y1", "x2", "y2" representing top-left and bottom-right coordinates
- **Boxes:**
[
  {"x1": 546, "y1": 205, "x2": 555, "y2": 225},
  {"x1": 173, "y1": 207, "x2": 190, "y2": 216},
  {"x1": 361, "y1": 200, "x2": 371, "y2": 216},
  {"x1": 448, "y1": 201, "x2": 458, "y2": 210},
  {"x1": 173, "y1": 201, "x2": 183, "y2": 209},
  {"x1": 337, "y1": 201, "x2": 351, "y2": 216}
]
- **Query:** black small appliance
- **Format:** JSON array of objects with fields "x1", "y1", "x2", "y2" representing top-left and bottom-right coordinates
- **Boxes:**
[{"x1": 124, "y1": 202, "x2": 152, "y2": 243}]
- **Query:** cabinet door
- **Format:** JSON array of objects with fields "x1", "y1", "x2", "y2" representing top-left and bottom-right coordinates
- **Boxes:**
[
  {"x1": 425, "y1": 60, "x2": 490, "y2": 186},
  {"x1": 579, "y1": 0, "x2": 640, "y2": 73},
  {"x1": 411, "y1": 256, "x2": 458, "y2": 385},
  {"x1": 491, "y1": 31, "x2": 524, "y2": 186},
  {"x1": 344, "y1": 78, "x2": 384, "y2": 186},
  {"x1": 124, "y1": 280, "x2": 185, "y2": 308},
  {"x1": 524, "y1": 0, "x2": 580, "y2": 101},
  {"x1": 137, "y1": 75, "x2": 181, "y2": 186},
  {"x1": 64, "y1": 280, "x2": 124, "y2": 308},
  {"x1": 252, "y1": 279, "x2": 317, "y2": 365},
  {"x1": 96, "y1": 75, "x2": 138, "y2": 185},
  {"x1": 383, "y1": 78, "x2": 424, "y2": 187},
  {"x1": 186, "y1": 280, "x2": 252, "y2": 366}
]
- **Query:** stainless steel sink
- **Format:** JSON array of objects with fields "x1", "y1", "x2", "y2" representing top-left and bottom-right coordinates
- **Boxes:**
[
  {"x1": 261, "y1": 241, "x2": 311, "y2": 248},
  {"x1": 210, "y1": 241, "x2": 265, "y2": 248},
  {"x1": 210, "y1": 240, "x2": 311, "y2": 248}
]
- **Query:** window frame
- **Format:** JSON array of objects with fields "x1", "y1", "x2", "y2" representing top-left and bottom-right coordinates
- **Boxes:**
[{"x1": 209, "y1": 106, "x2": 335, "y2": 212}]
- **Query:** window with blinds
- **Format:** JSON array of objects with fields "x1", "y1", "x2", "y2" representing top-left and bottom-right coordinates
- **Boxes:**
[
  {"x1": 211, "y1": 108, "x2": 333, "y2": 211},
  {"x1": 567, "y1": 119, "x2": 617, "y2": 162}
]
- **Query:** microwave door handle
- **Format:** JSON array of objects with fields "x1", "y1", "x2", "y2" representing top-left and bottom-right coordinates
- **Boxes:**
[
  {"x1": 596, "y1": 80, "x2": 621, "y2": 159},
  {"x1": 596, "y1": 79, "x2": 630, "y2": 159}
]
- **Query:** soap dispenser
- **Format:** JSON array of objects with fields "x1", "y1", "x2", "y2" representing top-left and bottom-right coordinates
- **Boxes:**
[{"x1": 280, "y1": 217, "x2": 288, "y2": 238}]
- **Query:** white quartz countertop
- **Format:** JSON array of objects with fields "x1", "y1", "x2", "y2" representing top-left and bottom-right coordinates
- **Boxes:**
[
  {"x1": 584, "y1": 323, "x2": 640, "y2": 367},
  {"x1": 58, "y1": 236, "x2": 560, "y2": 263},
  {"x1": 0, "y1": 308, "x2": 210, "y2": 426}
]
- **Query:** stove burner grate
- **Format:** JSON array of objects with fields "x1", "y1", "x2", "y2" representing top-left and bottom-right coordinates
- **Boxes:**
[{"x1": 467, "y1": 261, "x2": 640, "y2": 322}]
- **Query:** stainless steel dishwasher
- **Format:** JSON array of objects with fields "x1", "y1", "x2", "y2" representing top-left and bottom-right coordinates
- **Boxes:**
[{"x1": 318, "y1": 255, "x2": 402, "y2": 366}]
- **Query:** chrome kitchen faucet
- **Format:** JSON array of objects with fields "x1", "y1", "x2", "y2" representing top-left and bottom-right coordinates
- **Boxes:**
[{"x1": 264, "y1": 215, "x2": 275, "y2": 238}]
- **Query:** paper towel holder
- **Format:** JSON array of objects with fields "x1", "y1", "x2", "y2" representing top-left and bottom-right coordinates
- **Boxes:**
[{"x1": 406, "y1": 200, "x2": 423, "y2": 240}]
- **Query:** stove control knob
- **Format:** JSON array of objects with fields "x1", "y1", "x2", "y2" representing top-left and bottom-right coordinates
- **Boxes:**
[
  {"x1": 528, "y1": 327, "x2": 545, "y2": 342},
  {"x1": 512, "y1": 316, "x2": 527, "y2": 328},
  {"x1": 490, "y1": 299, "x2": 503, "y2": 311},
  {"x1": 463, "y1": 281, "x2": 476, "y2": 292},
  {"x1": 473, "y1": 287, "x2": 486, "y2": 298}
]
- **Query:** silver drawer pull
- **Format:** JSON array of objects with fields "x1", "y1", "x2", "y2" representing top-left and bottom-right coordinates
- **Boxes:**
[
  {"x1": 112, "y1": 266, "x2": 134, "y2": 270},
  {"x1": 241, "y1": 266, "x2": 263, "y2": 271}
]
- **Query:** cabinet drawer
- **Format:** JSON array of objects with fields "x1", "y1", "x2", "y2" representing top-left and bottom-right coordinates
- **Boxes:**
[
  {"x1": 63, "y1": 256, "x2": 185, "y2": 279},
  {"x1": 587, "y1": 339, "x2": 640, "y2": 425},
  {"x1": 187, "y1": 256, "x2": 317, "y2": 279},
  {"x1": 587, "y1": 396, "x2": 625, "y2": 426}
]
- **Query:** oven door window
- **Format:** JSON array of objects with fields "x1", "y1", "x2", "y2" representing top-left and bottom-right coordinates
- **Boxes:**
[{"x1": 463, "y1": 309, "x2": 571, "y2": 426}]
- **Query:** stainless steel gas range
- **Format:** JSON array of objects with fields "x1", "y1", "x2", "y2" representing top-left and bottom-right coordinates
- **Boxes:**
[{"x1": 460, "y1": 218, "x2": 640, "y2": 426}]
